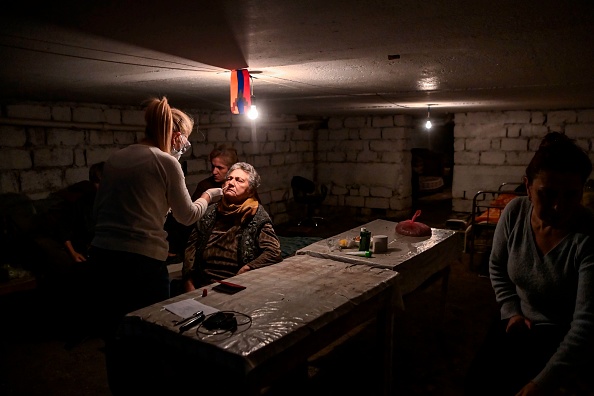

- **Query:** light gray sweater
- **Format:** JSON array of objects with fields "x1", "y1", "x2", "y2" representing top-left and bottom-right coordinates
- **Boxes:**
[
  {"x1": 490, "y1": 196, "x2": 594, "y2": 389},
  {"x1": 92, "y1": 144, "x2": 208, "y2": 261}
]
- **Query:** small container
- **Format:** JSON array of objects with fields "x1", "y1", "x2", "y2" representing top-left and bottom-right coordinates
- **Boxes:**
[{"x1": 359, "y1": 227, "x2": 371, "y2": 251}]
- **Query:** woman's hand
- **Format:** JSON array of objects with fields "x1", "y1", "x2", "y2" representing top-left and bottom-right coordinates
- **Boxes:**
[
  {"x1": 65, "y1": 240, "x2": 87, "y2": 262},
  {"x1": 70, "y1": 251, "x2": 87, "y2": 262},
  {"x1": 203, "y1": 188, "x2": 223, "y2": 203},
  {"x1": 506, "y1": 314, "x2": 532, "y2": 333},
  {"x1": 183, "y1": 279, "x2": 196, "y2": 293},
  {"x1": 237, "y1": 265, "x2": 251, "y2": 275},
  {"x1": 516, "y1": 381, "x2": 548, "y2": 396}
]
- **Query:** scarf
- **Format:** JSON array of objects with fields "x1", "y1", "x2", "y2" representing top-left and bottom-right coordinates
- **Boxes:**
[{"x1": 217, "y1": 196, "x2": 259, "y2": 224}]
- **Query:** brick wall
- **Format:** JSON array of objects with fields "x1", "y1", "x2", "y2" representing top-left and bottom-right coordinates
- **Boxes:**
[
  {"x1": 5, "y1": 101, "x2": 591, "y2": 224},
  {"x1": 0, "y1": 102, "x2": 320, "y2": 225},
  {"x1": 452, "y1": 109, "x2": 594, "y2": 212},
  {"x1": 320, "y1": 115, "x2": 414, "y2": 220},
  {"x1": 0, "y1": 103, "x2": 145, "y2": 200},
  {"x1": 0, "y1": 101, "x2": 416, "y2": 225}
]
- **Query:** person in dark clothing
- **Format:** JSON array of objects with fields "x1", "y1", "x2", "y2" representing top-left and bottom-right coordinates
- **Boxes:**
[
  {"x1": 164, "y1": 144, "x2": 238, "y2": 263},
  {"x1": 31, "y1": 161, "x2": 104, "y2": 341},
  {"x1": 182, "y1": 162, "x2": 282, "y2": 292},
  {"x1": 34, "y1": 161, "x2": 104, "y2": 277}
]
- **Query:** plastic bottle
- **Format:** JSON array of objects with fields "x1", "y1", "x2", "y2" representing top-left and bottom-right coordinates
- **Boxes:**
[{"x1": 359, "y1": 227, "x2": 371, "y2": 251}]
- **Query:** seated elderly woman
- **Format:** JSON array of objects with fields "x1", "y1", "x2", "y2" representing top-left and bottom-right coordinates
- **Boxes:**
[{"x1": 182, "y1": 162, "x2": 282, "y2": 292}]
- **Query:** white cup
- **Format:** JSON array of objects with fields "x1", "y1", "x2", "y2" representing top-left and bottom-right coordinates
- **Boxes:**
[{"x1": 371, "y1": 234, "x2": 388, "y2": 253}]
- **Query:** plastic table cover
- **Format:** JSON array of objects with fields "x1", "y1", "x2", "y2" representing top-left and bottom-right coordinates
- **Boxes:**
[
  {"x1": 118, "y1": 254, "x2": 401, "y2": 379},
  {"x1": 295, "y1": 219, "x2": 462, "y2": 295}
]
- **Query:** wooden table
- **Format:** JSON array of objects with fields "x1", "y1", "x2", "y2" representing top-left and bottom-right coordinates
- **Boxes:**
[
  {"x1": 295, "y1": 219, "x2": 462, "y2": 297},
  {"x1": 114, "y1": 254, "x2": 401, "y2": 395}
]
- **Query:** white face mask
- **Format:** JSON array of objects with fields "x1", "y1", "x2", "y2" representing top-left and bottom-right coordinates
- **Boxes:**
[
  {"x1": 170, "y1": 149, "x2": 182, "y2": 161},
  {"x1": 170, "y1": 134, "x2": 191, "y2": 161}
]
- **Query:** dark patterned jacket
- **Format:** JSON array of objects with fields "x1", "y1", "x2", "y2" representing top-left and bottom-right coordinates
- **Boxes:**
[{"x1": 182, "y1": 203, "x2": 282, "y2": 285}]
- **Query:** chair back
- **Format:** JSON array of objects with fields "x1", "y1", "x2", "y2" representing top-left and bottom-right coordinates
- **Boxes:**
[{"x1": 291, "y1": 176, "x2": 315, "y2": 194}]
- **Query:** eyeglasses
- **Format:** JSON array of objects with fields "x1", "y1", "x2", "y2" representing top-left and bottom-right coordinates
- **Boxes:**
[
  {"x1": 174, "y1": 134, "x2": 191, "y2": 155},
  {"x1": 179, "y1": 136, "x2": 191, "y2": 155}
]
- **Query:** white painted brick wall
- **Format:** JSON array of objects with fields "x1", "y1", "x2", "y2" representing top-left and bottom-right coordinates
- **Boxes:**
[
  {"x1": 89, "y1": 130, "x2": 115, "y2": 145},
  {"x1": 507, "y1": 125, "x2": 521, "y2": 137},
  {"x1": 344, "y1": 117, "x2": 369, "y2": 128},
  {"x1": 1, "y1": 150, "x2": 32, "y2": 170},
  {"x1": 28, "y1": 128, "x2": 46, "y2": 146},
  {"x1": 520, "y1": 124, "x2": 548, "y2": 137},
  {"x1": 3, "y1": 100, "x2": 590, "y2": 224},
  {"x1": 327, "y1": 118, "x2": 344, "y2": 129},
  {"x1": 20, "y1": 169, "x2": 63, "y2": 193},
  {"x1": 87, "y1": 147, "x2": 119, "y2": 166},
  {"x1": 531, "y1": 112, "x2": 545, "y2": 124},
  {"x1": 34, "y1": 148, "x2": 74, "y2": 167},
  {"x1": 0, "y1": 103, "x2": 142, "y2": 196},
  {"x1": 51, "y1": 106, "x2": 72, "y2": 122},
  {"x1": 73, "y1": 107, "x2": 105, "y2": 123},
  {"x1": 466, "y1": 138, "x2": 491, "y2": 151},
  {"x1": 47, "y1": 129, "x2": 86, "y2": 146},
  {"x1": 372, "y1": 116, "x2": 395, "y2": 127},
  {"x1": 122, "y1": 110, "x2": 145, "y2": 125},
  {"x1": 1, "y1": 172, "x2": 19, "y2": 193},
  {"x1": 547, "y1": 110, "x2": 577, "y2": 125},
  {"x1": 577, "y1": 109, "x2": 594, "y2": 123},
  {"x1": 506, "y1": 151, "x2": 534, "y2": 165},
  {"x1": 0, "y1": 126, "x2": 27, "y2": 146},
  {"x1": 500, "y1": 138, "x2": 528, "y2": 151},
  {"x1": 104, "y1": 109, "x2": 122, "y2": 125},
  {"x1": 453, "y1": 109, "x2": 594, "y2": 213},
  {"x1": 394, "y1": 115, "x2": 411, "y2": 127},
  {"x1": 503, "y1": 111, "x2": 531, "y2": 124},
  {"x1": 114, "y1": 131, "x2": 136, "y2": 145},
  {"x1": 565, "y1": 124, "x2": 594, "y2": 138},
  {"x1": 7, "y1": 104, "x2": 51, "y2": 120},
  {"x1": 65, "y1": 167, "x2": 90, "y2": 185}
]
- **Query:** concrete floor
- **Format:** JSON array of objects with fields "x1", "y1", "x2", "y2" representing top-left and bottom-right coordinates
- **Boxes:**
[{"x1": 0, "y1": 190, "x2": 499, "y2": 395}]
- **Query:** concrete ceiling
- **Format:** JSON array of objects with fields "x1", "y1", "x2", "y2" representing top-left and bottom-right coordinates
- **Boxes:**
[{"x1": 1, "y1": 0, "x2": 594, "y2": 120}]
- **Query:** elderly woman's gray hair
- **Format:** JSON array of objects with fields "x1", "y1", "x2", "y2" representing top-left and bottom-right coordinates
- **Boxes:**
[{"x1": 227, "y1": 162, "x2": 261, "y2": 191}]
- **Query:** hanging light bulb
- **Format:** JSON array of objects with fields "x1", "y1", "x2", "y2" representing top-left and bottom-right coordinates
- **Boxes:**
[
  {"x1": 425, "y1": 105, "x2": 432, "y2": 129},
  {"x1": 247, "y1": 98, "x2": 258, "y2": 120}
]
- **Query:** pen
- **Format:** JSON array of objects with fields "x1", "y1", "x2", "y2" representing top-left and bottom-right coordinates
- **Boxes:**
[
  {"x1": 179, "y1": 312, "x2": 206, "y2": 333},
  {"x1": 175, "y1": 310, "x2": 203, "y2": 327}
]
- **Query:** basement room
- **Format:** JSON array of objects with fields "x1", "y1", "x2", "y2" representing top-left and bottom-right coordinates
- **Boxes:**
[{"x1": 1, "y1": 1, "x2": 593, "y2": 395}]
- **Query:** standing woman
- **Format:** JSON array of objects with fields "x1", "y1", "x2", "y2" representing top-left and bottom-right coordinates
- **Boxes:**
[{"x1": 89, "y1": 97, "x2": 222, "y2": 339}]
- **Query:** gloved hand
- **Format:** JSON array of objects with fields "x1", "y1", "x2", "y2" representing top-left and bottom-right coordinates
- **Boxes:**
[{"x1": 204, "y1": 188, "x2": 223, "y2": 203}]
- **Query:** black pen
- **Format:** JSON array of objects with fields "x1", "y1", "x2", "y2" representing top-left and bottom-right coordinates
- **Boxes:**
[
  {"x1": 179, "y1": 312, "x2": 206, "y2": 333},
  {"x1": 175, "y1": 310, "x2": 203, "y2": 327}
]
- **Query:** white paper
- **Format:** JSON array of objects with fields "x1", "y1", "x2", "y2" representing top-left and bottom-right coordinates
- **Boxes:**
[{"x1": 163, "y1": 299, "x2": 220, "y2": 319}]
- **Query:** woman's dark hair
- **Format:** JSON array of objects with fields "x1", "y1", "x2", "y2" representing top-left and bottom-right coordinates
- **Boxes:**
[
  {"x1": 210, "y1": 144, "x2": 238, "y2": 167},
  {"x1": 89, "y1": 161, "x2": 105, "y2": 184},
  {"x1": 525, "y1": 132, "x2": 592, "y2": 184}
]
